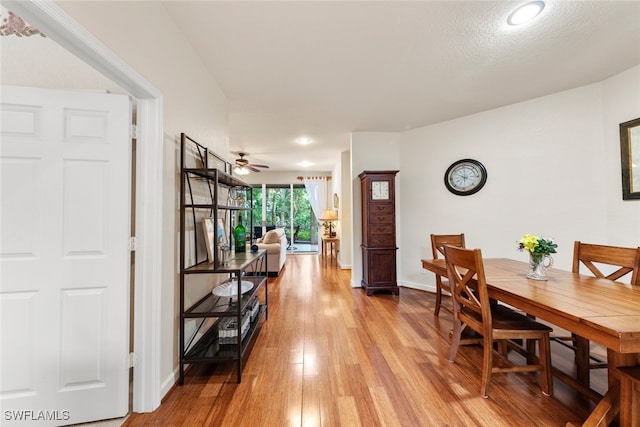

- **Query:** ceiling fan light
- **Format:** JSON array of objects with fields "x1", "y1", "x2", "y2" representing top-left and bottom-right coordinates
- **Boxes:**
[
  {"x1": 507, "y1": 1, "x2": 545, "y2": 26},
  {"x1": 235, "y1": 166, "x2": 250, "y2": 175}
]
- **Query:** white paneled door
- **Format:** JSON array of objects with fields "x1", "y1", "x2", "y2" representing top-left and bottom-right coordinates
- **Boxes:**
[{"x1": 0, "y1": 86, "x2": 131, "y2": 426}]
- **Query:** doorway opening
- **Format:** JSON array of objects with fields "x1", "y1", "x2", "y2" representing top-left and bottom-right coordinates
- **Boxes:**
[
  {"x1": 251, "y1": 184, "x2": 319, "y2": 253},
  {"x1": 5, "y1": 0, "x2": 165, "y2": 415}
]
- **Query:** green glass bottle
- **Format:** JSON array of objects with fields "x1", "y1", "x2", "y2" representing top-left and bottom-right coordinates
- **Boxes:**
[{"x1": 234, "y1": 214, "x2": 246, "y2": 253}]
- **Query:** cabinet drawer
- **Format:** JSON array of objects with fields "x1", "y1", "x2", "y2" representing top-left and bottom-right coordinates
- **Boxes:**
[
  {"x1": 369, "y1": 225, "x2": 394, "y2": 234},
  {"x1": 368, "y1": 234, "x2": 395, "y2": 246},
  {"x1": 369, "y1": 213, "x2": 394, "y2": 224},
  {"x1": 370, "y1": 203, "x2": 393, "y2": 214}
]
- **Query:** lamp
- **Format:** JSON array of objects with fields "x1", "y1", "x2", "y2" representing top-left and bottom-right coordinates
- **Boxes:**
[
  {"x1": 319, "y1": 208, "x2": 338, "y2": 237},
  {"x1": 234, "y1": 166, "x2": 250, "y2": 175}
]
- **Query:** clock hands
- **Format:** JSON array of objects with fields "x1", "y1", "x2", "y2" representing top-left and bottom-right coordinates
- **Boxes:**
[{"x1": 453, "y1": 167, "x2": 476, "y2": 188}]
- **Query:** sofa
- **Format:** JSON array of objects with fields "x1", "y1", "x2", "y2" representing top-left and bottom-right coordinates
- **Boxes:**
[{"x1": 255, "y1": 227, "x2": 287, "y2": 276}]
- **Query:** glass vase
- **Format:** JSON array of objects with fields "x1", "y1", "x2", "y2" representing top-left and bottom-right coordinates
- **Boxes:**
[{"x1": 527, "y1": 252, "x2": 553, "y2": 280}]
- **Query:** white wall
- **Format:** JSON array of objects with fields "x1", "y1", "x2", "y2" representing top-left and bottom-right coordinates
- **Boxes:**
[
  {"x1": 339, "y1": 150, "x2": 352, "y2": 268},
  {"x1": 601, "y1": 66, "x2": 640, "y2": 244},
  {"x1": 399, "y1": 65, "x2": 640, "y2": 292},
  {"x1": 47, "y1": 1, "x2": 231, "y2": 395},
  {"x1": 350, "y1": 132, "x2": 401, "y2": 287},
  {"x1": 0, "y1": 17, "x2": 119, "y2": 92}
]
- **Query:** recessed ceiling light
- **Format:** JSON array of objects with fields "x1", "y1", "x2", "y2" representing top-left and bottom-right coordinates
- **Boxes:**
[
  {"x1": 507, "y1": 1, "x2": 545, "y2": 26},
  {"x1": 298, "y1": 160, "x2": 312, "y2": 168},
  {"x1": 297, "y1": 138, "x2": 311, "y2": 145}
]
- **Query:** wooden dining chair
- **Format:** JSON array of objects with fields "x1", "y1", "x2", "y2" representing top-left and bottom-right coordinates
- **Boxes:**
[
  {"x1": 563, "y1": 241, "x2": 640, "y2": 387},
  {"x1": 444, "y1": 245, "x2": 553, "y2": 398},
  {"x1": 430, "y1": 233, "x2": 466, "y2": 317}
]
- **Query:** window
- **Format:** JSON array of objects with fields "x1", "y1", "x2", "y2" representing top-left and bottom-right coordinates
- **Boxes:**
[{"x1": 251, "y1": 184, "x2": 318, "y2": 252}]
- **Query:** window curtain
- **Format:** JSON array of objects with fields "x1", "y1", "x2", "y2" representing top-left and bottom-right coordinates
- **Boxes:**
[{"x1": 303, "y1": 176, "x2": 329, "y2": 221}]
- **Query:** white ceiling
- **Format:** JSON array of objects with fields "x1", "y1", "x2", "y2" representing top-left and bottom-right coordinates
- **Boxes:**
[{"x1": 162, "y1": 1, "x2": 640, "y2": 172}]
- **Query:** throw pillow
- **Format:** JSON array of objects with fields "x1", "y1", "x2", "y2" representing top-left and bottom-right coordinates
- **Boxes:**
[{"x1": 262, "y1": 229, "x2": 281, "y2": 244}]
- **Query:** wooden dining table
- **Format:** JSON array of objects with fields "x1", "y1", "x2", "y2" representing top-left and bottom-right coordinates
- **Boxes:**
[{"x1": 421, "y1": 257, "x2": 640, "y2": 427}]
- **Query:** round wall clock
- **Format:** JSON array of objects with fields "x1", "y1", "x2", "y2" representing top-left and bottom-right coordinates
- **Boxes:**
[{"x1": 444, "y1": 159, "x2": 487, "y2": 196}]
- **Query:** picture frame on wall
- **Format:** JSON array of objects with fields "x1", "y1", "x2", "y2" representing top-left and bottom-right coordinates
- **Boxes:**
[{"x1": 620, "y1": 117, "x2": 640, "y2": 200}]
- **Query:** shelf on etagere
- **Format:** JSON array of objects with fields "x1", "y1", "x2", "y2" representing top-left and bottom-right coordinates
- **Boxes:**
[
  {"x1": 183, "y1": 305, "x2": 266, "y2": 362},
  {"x1": 184, "y1": 276, "x2": 267, "y2": 317},
  {"x1": 183, "y1": 250, "x2": 267, "y2": 274},
  {"x1": 183, "y1": 167, "x2": 248, "y2": 187},
  {"x1": 182, "y1": 203, "x2": 250, "y2": 210}
]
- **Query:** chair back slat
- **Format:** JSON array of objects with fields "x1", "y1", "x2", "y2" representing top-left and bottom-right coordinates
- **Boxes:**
[
  {"x1": 444, "y1": 245, "x2": 491, "y2": 332},
  {"x1": 572, "y1": 241, "x2": 640, "y2": 286},
  {"x1": 431, "y1": 233, "x2": 466, "y2": 259},
  {"x1": 430, "y1": 233, "x2": 466, "y2": 317}
]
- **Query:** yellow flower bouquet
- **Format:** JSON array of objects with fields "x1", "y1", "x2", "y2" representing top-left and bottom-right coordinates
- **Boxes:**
[
  {"x1": 517, "y1": 234, "x2": 557, "y2": 280},
  {"x1": 517, "y1": 234, "x2": 557, "y2": 255}
]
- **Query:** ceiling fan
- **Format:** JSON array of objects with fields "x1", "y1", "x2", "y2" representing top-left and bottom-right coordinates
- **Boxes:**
[{"x1": 233, "y1": 152, "x2": 269, "y2": 174}]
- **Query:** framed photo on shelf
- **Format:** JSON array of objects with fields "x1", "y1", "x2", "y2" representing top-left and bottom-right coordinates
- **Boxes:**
[
  {"x1": 217, "y1": 218, "x2": 227, "y2": 246},
  {"x1": 202, "y1": 217, "x2": 228, "y2": 263}
]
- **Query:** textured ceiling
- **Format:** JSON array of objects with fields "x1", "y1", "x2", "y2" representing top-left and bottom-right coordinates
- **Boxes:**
[{"x1": 162, "y1": 1, "x2": 640, "y2": 172}]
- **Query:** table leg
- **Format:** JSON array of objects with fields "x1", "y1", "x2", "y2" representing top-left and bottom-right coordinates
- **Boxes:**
[
  {"x1": 618, "y1": 366, "x2": 640, "y2": 427},
  {"x1": 569, "y1": 351, "x2": 640, "y2": 426}
]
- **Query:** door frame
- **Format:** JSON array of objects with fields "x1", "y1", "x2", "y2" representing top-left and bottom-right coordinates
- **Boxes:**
[{"x1": 4, "y1": 0, "x2": 164, "y2": 413}]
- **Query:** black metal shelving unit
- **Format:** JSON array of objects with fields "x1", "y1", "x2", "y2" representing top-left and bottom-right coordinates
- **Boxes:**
[{"x1": 179, "y1": 133, "x2": 267, "y2": 384}]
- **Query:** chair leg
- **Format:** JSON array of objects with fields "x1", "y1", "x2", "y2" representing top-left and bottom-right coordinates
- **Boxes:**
[
  {"x1": 481, "y1": 335, "x2": 493, "y2": 398},
  {"x1": 497, "y1": 340, "x2": 508, "y2": 357},
  {"x1": 538, "y1": 333, "x2": 553, "y2": 396},
  {"x1": 525, "y1": 313, "x2": 538, "y2": 363},
  {"x1": 448, "y1": 319, "x2": 462, "y2": 363},
  {"x1": 434, "y1": 280, "x2": 442, "y2": 317}
]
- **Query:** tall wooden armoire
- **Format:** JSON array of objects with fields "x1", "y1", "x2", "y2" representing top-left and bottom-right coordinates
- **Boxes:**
[{"x1": 358, "y1": 170, "x2": 399, "y2": 296}]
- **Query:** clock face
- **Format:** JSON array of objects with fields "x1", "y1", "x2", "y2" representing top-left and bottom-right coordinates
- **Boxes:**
[
  {"x1": 371, "y1": 181, "x2": 389, "y2": 200},
  {"x1": 444, "y1": 159, "x2": 487, "y2": 196}
]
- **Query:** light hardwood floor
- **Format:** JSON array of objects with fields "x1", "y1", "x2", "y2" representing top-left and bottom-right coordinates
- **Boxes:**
[{"x1": 124, "y1": 254, "x2": 603, "y2": 426}]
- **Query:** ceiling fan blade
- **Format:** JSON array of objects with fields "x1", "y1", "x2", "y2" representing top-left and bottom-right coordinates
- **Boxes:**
[
  {"x1": 247, "y1": 165, "x2": 262, "y2": 173},
  {"x1": 248, "y1": 164, "x2": 269, "y2": 169}
]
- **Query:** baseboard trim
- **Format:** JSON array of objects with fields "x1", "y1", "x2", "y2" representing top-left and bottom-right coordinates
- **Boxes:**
[
  {"x1": 160, "y1": 367, "x2": 180, "y2": 401},
  {"x1": 399, "y1": 280, "x2": 436, "y2": 293}
]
